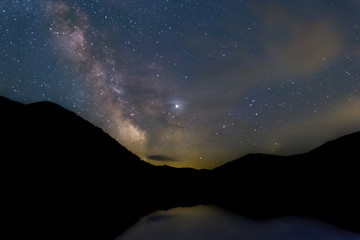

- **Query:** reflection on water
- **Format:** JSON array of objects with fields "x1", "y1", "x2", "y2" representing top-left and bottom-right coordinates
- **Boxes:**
[{"x1": 116, "y1": 205, "x2": 360, "y2": 240}]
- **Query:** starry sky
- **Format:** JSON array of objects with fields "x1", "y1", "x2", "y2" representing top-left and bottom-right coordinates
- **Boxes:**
[{"x1": 1, "y1": 0, "x2": 360, "y2": 169}]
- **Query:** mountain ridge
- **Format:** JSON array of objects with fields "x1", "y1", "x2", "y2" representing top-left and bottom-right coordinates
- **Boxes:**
[
  {"x1": 1, "y1": 96, "x2": 359, "y2": 239},
  {"x1": 211, "y1": 131, "x2": 360, "y2": 232},
  {"x1": 216, "y1": 131, "x2": 360, "y2": 170}
]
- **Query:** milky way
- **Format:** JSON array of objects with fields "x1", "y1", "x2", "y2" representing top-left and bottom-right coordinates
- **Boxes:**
[{"x1": 1, "y1": 0, "x2": 360, "y2": 169}]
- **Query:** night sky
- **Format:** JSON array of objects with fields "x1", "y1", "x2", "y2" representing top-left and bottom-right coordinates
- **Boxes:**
[{"x1": 1, "y1": 0, "x2": 359, "y2": 169}]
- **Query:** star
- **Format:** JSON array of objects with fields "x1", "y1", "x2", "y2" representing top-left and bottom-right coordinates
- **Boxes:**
[{"x1": 0, "y1": 0, "x2": 359, "y2": 169}]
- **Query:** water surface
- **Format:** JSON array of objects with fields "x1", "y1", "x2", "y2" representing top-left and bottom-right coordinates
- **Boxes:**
[{"x1": 116, "y1": 205, "x2": 360, "y2": 240}]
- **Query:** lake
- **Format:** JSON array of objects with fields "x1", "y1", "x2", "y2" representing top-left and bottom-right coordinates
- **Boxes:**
[{"x1": 116, "y1": 205, "x2": 360, "y2": 240}]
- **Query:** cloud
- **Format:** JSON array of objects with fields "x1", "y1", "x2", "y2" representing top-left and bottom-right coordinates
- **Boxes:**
[
  {"x1": 263, "y1": 20, "x2": 344, "y2": 77},
  {"x1": 271, "y1": 97, "x2": 360, "y2": 155},
  {"x1": 147, "y1": 155, "x2": 179, "y2": 162},
  {"x1": 255, "y1": 1, "x2": 344, "y2": 79},
  {"x1": 178, "y1": 1, "x2": 346, "y2": 118}
]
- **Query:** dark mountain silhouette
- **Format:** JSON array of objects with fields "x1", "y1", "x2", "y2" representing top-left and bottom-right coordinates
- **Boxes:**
[
  {"x1": 1, "y1": 96, "x2": 208, "y2": 240},
  {"x1": 1, "y1": 96, "x2": 359, "y2": 240},
  {"x1": 212, "y1": 131, "x2": 360, "y2": 232}
]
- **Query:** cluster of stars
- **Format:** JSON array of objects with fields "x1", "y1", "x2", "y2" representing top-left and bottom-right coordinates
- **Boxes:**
[{"x1": 0, "y1": 0, "x2": 360, "y2": 169}]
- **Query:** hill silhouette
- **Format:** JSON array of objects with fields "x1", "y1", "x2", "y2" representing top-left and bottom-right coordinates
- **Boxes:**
[
  {"x1": 1, "y1": 96, "x2": 359, "y2": 239},
  {"x1": 212, "y1": 131, "x2": 360, "y2": 232},
  {"x1": 1, "y1": 96, "x2": 208, "y2": 240}
]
